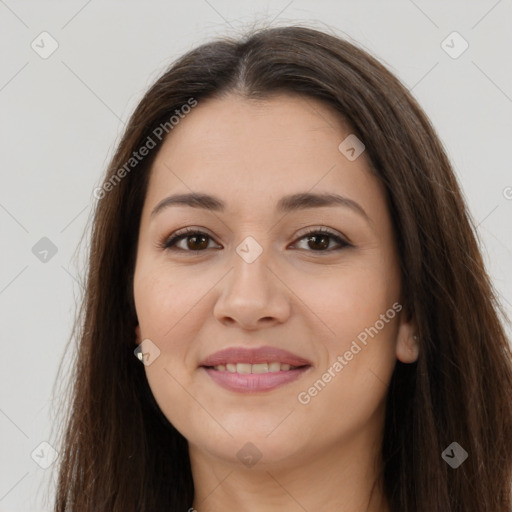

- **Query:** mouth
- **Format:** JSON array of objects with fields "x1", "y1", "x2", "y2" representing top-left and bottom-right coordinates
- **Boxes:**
[
  {"x1": 203, "y1": 362, "x2": 308, "y2": 373},
  {"x1": 199, "y1": 346, "x2": 312, "y2": 393}
]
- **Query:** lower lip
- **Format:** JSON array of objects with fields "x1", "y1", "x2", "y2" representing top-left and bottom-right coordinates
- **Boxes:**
[{"x1": 202, "y1": 366, "x2": 311, "y2": 393}]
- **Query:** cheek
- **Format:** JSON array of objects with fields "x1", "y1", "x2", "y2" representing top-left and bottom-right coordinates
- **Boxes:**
[
  {"x1": 296, "y1": 274, "x2": 399, "y2": 435},
  {"x1": 134, "y1": 261, "x2": 201, "y2": 339},
  {"x1": 292, "y1": 262, "x2": 399, "y2": 409},
  {"x1": 291, "y1": 258, "x2": 399, "y2": 342},
  {"x1": 134, "y1": 258, "x2": 218, "y2": 410},
  {"x1": 133, "y1": 263, "x2": 199, "y2": 403},
  {"x1": 134, "y1": 268, "x2": 207, "y2": 435}
]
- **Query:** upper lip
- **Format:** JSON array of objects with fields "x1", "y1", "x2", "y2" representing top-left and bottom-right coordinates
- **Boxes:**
[{"x1": 199, "y1": 346, "x2": 312, "y2": 367}]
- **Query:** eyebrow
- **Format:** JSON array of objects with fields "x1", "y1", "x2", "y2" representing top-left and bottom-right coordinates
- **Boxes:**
[{"x1": 150, "y1": 191, "x2": 370, "y2": 222}]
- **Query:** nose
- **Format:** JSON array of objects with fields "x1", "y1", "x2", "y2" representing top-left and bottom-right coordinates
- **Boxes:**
[{"x1": 213, "y1": 246, "x2": 291, "y2": 330}]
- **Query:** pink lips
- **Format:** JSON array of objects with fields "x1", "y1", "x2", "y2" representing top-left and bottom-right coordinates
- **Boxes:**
[{"x1": 199, "y1": 346, "x2": 312, "y2": 393}]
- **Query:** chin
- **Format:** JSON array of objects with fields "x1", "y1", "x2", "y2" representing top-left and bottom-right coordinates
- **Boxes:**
[{"x1": 193, "y1": 429, "x2": 308, "y2": 469}]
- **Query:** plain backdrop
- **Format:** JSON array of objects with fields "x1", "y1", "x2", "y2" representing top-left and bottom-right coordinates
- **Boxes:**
[{"x1": 1, "y1": 1, "x2": 511, "y2": 510}]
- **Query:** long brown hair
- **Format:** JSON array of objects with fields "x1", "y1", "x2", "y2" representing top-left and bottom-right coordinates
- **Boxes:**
[{"x1": 52, "y1": 24, "x2": 512, "y2": 511}]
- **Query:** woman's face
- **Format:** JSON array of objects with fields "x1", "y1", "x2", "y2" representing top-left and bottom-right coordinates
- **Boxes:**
[{"x1": 133, "y1": 93, "x2": 417, "y2": 469}]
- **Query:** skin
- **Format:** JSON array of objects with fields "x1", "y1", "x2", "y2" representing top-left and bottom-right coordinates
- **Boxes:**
[{"x1": 133, "y1": 93, "x2": 419, "y2": 512}]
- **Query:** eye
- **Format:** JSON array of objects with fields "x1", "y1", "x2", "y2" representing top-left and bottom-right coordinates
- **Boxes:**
[
  {"x1": 291, "y1": 227, "x2": 352, "y2": 252},
  {"x1": 160, "y1": 227, "x2": 220, "y2": 252},
  {"x1": 159, "y1": 227, "x2": 352, "y2": 253}
]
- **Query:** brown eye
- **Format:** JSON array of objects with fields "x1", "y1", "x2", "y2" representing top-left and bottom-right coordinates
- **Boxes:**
[
  {"x1": 183, "y1": 233, "x2": 210, "y2": 251},
  {"x1": 305, "y1": 233, "x2": 330, "y2": 250},
  {"x1": 162, "y1": 229, "x2": 218, "y2": 252},
  {"x1": 293, "y1": 228, "x2": 351, "y2": 252}
]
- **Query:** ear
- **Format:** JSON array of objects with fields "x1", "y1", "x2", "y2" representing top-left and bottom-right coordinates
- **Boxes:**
[
  {"x1": 135, "y1": 324, "x2": 142, "y2": 345},
  {"x1": 395, "y1": 307, "x2": 419, "y2": 364}
]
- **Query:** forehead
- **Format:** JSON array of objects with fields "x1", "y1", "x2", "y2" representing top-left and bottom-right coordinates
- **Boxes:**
[{"x1": 144, "y1": 93, "x2": 383, "y2": 218}]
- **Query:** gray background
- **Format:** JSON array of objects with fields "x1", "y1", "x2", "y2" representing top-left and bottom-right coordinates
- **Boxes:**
[{"x1": 1, "y1": 1, "x2": 511, "y2": 510}]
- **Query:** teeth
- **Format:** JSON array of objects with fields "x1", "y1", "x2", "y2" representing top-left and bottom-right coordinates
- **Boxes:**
[
  {"x1": 268, "y1": 362, "x2": 281, "y2": 372},
  {"x1": 236, "y1": 363, "x2": 252, "y2": 374},
  {"x1": 251, "y1": 363, "x2": 268, "y2": 374},
  {"x1": 212, "y1": 362, "x2": 300, "y2": 373}
]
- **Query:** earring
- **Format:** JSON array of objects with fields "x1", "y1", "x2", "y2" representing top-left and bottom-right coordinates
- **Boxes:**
[{"x1": 413, "y1": 335, "x2": 418, "y2": 341}]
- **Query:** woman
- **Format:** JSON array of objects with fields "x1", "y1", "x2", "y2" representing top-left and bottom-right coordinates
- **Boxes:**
[{"x1": 53, "y1": 25, "x2": 512, "y2": 511}]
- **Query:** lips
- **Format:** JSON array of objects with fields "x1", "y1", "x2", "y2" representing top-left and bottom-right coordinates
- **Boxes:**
[
  {"x1": 199, "y1": 346, "x2": 312, "y2": 368},
  {"x1": 199, "y1": 346, "x2": 312, "y2": 393}
]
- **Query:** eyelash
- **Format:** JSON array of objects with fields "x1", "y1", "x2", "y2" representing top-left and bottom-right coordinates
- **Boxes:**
[{"x1": 159, "y1": 227, "x2": 352, "y2": 254}]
